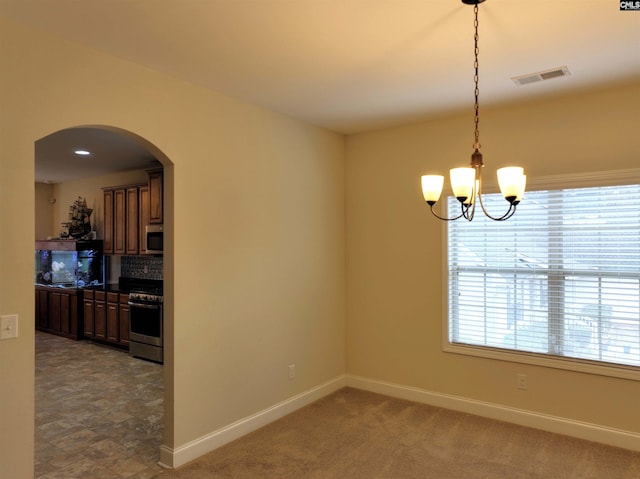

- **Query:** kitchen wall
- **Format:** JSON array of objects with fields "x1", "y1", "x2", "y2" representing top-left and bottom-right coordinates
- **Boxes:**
[
  {"x1": 1, "y1": 15, "x2": 345, "y2": 478},
  {"x1": 34, "y1": 182, "x2": 55, "y2": 240},
  {"x1": 345, "y1": 80, "x2": 640, "y2": 439}
]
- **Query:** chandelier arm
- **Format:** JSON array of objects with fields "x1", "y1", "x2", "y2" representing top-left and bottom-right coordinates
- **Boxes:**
[
  {"x1": 461, "y1": 191, "x2": 476, "y2": 221},
  {"x1": 428, "y1": 203, "x2": 467, "y2": 221},
  {"x1": 477, "y1": 191, "x2": 517, "y2": 221},
  {"x1": 461, "y1": 200, "x2": 474, "y2": 221}
]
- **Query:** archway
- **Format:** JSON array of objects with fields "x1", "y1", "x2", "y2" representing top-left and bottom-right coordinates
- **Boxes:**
[{"x1": 33, "y1": 125, "x2": 174, "y2": 477}]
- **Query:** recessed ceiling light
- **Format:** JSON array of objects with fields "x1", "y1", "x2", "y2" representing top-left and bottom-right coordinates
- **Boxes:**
[{"x1": 74, "y1": 149, "x2": 91, "y2": 156}]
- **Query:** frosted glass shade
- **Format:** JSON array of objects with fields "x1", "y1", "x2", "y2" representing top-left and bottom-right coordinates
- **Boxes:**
[
  {"x1": 421, "y1": 175, "x2": 445, "y2": 204},
  {"x1": 450, "y1": 167, "x2": 476, "y2": 203},
  {"x1": 497, "y1": 167, "x2": 526, "y2": 203}
]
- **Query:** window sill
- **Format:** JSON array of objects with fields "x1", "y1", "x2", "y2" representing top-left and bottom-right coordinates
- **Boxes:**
[{"x1": 444, "y1": 342, "x2": 640, "y2": 382}]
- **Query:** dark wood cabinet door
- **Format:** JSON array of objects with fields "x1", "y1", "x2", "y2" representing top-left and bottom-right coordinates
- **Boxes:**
[
  {"x1": 59, "y1": 292, "x2": 71, "y2": 334},
  {"x1": 119, "y1": 302, "x2": 130, "y2": 346},
  {"x1": 107, "y1": 302, "x2": 119, "y2": 343},
  {"x1": 103, "y1": 189, "x2": 114, "y2": 254},
  {"x1": 147, "y1": 169, "x2": 163, "y2": 224},
  {"x1": 94, "y1": 301, "x2": 106, "y2": 339},
  {"x1": 69, "y1": 292, "x2": 79, "y2": 338},
  {"x1": 126, "y1": 186, "x2": 139, "y2": 254},
  {"x1": 83, "y1": 299, "x2": 95, "y2": 337},
  {"x1": 139, "y1": 186, "x2": 150, "y2": 253},
  {"x1": 36, "y1": 288, "x2": 49, "y2": 330},
  {"x1": 113, "y1": 188, "x2": 126, "y2": 254},
  {"x1": 49, "y1": 292, "x2": 61, "y2": 332}
]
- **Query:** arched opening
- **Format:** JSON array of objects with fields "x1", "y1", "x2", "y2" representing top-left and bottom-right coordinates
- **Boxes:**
[{"x1": 34, "y1": 125, "x2": 174, "y2": 478}]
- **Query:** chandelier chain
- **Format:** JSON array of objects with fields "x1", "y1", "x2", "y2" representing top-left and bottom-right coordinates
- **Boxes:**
[
  {"x1": 420, "y1": 0, "x2": 525, "y2": 223},
  {"x1": 473, "y1": 3, "x2": 480, "y2": 150}
]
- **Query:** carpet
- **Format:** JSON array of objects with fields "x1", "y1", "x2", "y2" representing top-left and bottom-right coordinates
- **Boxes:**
[{"x1": 154, "y1": 387, "x2": 640, "y2": 478}]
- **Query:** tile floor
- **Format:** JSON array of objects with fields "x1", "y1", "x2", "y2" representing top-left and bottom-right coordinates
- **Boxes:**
[{"x1": 35, "y1": 331, "x2": 166, "y2": 478}]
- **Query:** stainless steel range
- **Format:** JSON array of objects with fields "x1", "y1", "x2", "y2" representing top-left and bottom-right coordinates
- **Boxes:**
[{"x1": 119, "y1": 277, "x2": 163, "y2": 364}]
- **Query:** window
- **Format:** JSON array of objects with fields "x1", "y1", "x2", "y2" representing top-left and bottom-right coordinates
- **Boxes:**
[{"x1": 446, "y1": 180, "x2": 640, "y2": 378}]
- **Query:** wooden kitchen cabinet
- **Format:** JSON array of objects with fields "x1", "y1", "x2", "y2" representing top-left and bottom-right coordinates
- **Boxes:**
[
  {"x1": 126, "y1": 187, "x2": 140, "y2": 255},
  {"x1": 103, "y1": 182, "x2": 149, "y2": 255},
  {"x1": 139, "y1": 186, "x2": 150, "y2": 253},
  {"x1": 103, "y1": 189, "x2": 114, "y2": 253},
  {"x1": 147, "y1": 168, "x2": 163, "y2": 224},
  {"x1": 106, "y1": 292, "x2": 119, "y2": 343},
  {"x1": 113, "y1": 188, "x2": 126, "y2": 254},
  {"x1": 83, "y1": 289, "x2": 129, "y2": 349},
  {"x1": 119, "y1": 294, "x2": 130, "y2": 346},
  {"x1": 94, "y1": 291, "x2": 107, "y2": 340},
  {"x1": 35, "y1": 286, "x2": 82, "y2": 340},
  {"x1": 83, "y1": 290, "x2": 95, "y2": 337},
  {"x1": 35, "y1": 288, "x2": 49, "y2": 330}
]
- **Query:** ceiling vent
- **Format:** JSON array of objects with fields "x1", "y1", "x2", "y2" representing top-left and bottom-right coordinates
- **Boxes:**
[{"x1": 511, "y1": 66, "x2": 571, "y2": 86}]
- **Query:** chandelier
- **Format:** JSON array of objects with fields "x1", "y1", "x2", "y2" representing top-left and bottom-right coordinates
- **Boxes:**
[{"x1": 421, "y1": 0, "x2": 526, "y2": 221}]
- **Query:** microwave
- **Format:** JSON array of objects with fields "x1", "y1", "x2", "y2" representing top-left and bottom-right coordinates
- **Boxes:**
[{"x1": 145, "y1": 225, "x2": 163, "y2": 254}]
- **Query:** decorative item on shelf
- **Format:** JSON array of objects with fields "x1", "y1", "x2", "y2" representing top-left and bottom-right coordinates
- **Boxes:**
[
  {"x1": 61, "y1": 196, "x2": 93, "y2": 239},
  {"x1": 420, "y1": 0, "x2": 526, "y2": 222}
]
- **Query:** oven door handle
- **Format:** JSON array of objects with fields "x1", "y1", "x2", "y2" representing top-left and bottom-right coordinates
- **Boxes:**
[{"x1": 128, "y1": 302, "x2": 161, "y2": 310}]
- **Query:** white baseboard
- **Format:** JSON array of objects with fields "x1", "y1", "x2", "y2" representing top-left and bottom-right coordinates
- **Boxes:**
[
  {"x1": 346, "y1": 374, "x2": 640, "y2": 452},
  {"x1": 159, "y1": 375, "x2": 346, "y2": 469}
]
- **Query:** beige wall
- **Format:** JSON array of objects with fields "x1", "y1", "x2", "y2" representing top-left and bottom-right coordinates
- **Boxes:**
[
  {"x1": 1, "y1": 16, "x2": 345, "y2": 478},
  {"x1": 345, "y1": 80, "x2": 640, "y2": 433}
]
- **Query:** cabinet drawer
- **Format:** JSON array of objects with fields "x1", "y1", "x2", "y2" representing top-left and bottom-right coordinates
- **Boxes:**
[
  {"x1": 95, "y1": 291, "x2": 106, "y2": 301},
  {"x1": 107, "y1": 292, "x2": 119, "y2": 303},
  {"x1": 119, "y1": 293, "x2": 129, "y2": 304},
  {"x1": 84, "y1": 289, "x2": 95, "y2": 300}
]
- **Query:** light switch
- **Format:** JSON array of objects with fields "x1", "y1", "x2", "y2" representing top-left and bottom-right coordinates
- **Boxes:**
[{"x1": 0, "y1": 314, "x2": 18, "y2": 340}]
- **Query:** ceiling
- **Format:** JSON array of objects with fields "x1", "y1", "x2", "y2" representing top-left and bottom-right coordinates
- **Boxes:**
[
  {"x1": 2, "y1": 0, "x2": 639, "y2": 182},
  {"x1": 35, "y1": 128, "x2": 161, "y2": 184}
]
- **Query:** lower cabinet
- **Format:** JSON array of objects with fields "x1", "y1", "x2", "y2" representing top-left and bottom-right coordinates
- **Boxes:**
[
  {"x1": 119, "y1": 296, "x2": 130, "y2": 347},
  {"x1": 94, "y1": 292, "x2": 107, "y2": 340},
  {"x1": 107, "y1": 292, "x2": 119, "y2": 343},
  {"x1": 83, "y1": 290, "x2": 95, "y2": 337},
  {"x1": 36, "y1": 288, "x2": 49, "y2": 330},
  {"x1": 83, "y1": 289, "x2": 129, "y2": 349},
  {"x1": 35, "y1": 286, "x2": 82, "y2": 340},
  {"x1": 36, "y1": 286, "x2": 130, "y2": 348}
]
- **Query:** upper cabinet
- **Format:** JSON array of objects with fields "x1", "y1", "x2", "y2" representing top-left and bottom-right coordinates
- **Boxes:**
[
  {"x1": 138, "y1": 185, "x2": 150, "y2": 253},
  {"x1": 113, "y1": 188, "x2": 127, "y2": 254},
  {"x1": 147, "y1": 168, "x2": 163, "y2": 224},
  {"x1": 125, "y1": 186, "x2": 140, "y2": 255},
  {"x1": 102, "y1": 168, "x2": 162, "y2": 255},
  {"x1": 103, "y1": 189, "x2": 114, "y2": 253}
]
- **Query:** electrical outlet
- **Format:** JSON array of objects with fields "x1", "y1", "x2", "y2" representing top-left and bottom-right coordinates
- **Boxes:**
[
  {"x1": 516, "y1": 373, "x2": 528, "y2": 390},
  {"x1": 0, "y1": 314, "x2": 19, "y2": 340},
  {"x1": 288, "y1": 364, "x2": 296, "y2": 380}
]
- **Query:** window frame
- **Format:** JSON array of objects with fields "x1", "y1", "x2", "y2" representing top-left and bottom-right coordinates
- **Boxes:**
[{"x1": 441, "y1": 168, "x2": 640, "y2": 382}]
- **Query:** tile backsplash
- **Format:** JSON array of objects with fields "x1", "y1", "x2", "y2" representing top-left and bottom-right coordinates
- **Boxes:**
[{"x1": 121, "y1": 255, "x2": 163, "y2": 280}]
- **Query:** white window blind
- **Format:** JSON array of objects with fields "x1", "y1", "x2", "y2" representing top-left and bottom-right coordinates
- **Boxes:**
[{"x1": 447, "y1": 183, "x2": 640, "y2": 370}]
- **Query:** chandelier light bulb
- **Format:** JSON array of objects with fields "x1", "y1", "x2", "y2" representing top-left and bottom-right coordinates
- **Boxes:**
[
  {"x1": 497, "y1": 167, "x2": 526, "y2": 204},
  {"x1": 421, "y1": 175, "x2": 445, "y2": 205},
  {"x1": 449, "y1": 167, "x2": 476, "y2": 204}
]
